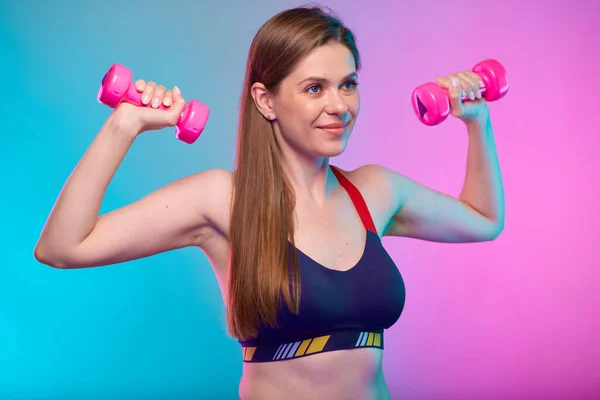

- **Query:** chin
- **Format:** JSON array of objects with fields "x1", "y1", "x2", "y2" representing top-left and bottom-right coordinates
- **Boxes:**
[{"x1": 320, "y1": 140, "x2": 348, "y2": 157}]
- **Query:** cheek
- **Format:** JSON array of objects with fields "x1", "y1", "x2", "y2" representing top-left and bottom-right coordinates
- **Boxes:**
[
  {"x1": 283, "y1": 108, "x2": 315, "y2": 132},
  {"x1": 303, "y1": 101, "x2": 324, "y2": 119},
  {"x1": 283, "y1": 97, "x2": 317, "y2": 119}
]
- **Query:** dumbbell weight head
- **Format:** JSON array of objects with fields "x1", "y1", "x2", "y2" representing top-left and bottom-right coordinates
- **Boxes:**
[
  {"x1": 97, "y1": 64, "x2": 134, "y2": 108},
  {"x1": 472, "y1": 59, "x2": 509, "y2": 102},
  {"x1": 175, "y1": 100, "x2": 210, "y2": 144},
  {"x1": 411, "y1": 82, "x2": 450, "y2": 126}
]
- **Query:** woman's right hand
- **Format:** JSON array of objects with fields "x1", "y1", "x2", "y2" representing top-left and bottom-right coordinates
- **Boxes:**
[{"x1": 111, "y1": 80, "x2": 187, "y2": 137}]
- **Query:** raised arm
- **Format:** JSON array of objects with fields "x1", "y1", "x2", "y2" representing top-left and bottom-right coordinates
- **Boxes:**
[
  {"x1": 34, "y1": 79, "x2": 229, "y2": 268},
  {"x1": 36, "y1": 168, "x2": 229, "y2": 269}
]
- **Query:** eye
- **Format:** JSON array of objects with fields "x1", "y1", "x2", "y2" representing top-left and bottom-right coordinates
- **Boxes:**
[
  {"x1": 306, "y1": 80, "x2": 359, "y2": 95},
  {"x1": 307, "y1": 84, "x2": 321, "y2": 94},
  {"x1": 343, "y1": 79, "x2": 359, "y2": 91}
]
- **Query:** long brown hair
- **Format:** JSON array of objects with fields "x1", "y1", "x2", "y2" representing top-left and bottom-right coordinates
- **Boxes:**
[{"x1": 227, "y1": 4, "x2": 361, "y2": 341}]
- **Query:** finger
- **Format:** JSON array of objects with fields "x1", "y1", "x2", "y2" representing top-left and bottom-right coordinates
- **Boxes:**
[
  {"x1": 469, "y1": 71, "x2": 485, "y2": 98},
  {"x1": 151, "y1": 85, "x2": 167, "y2": 109},
  {"x1": 142, "y1": 81, "x2": 157, "y2": 105},
  {"x1": 167, "y1": 86, "x2": 186, "y2": 125},
  {"x1": 458, "y1": 71, "x2": 480, "y2": 99},
  {"x1": 163, "y1": 90, "x2": 173, "y2": 107},
  {"x1": 135, "y1": 79, "x2": 146, "y2": 92},
  {"x1": 448, "y1": 74, "x2": 466, "y2": 99},
  {"x1": 435, "y1": 76, "x2": 452, "y2": 89},
  {"x1": 448, "y1": 76, "x2": 464, "y2": 114},
  {"x1": 457, "y1": 75, "x2": 473, "y2": 100},
  {"x1": 470, "y1": 71, "x2": 485, "y2": 89},
  {"x1": 171, "y1": 85, "x2": 184, "y2": 104},
  {"x1": 454, "y1": 73, "x2": 474, "y2": 101}
]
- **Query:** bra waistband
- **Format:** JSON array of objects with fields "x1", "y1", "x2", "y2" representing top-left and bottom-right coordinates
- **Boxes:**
[{"x1": 241, "y1": 328, "x2": 384, "y2": 363}]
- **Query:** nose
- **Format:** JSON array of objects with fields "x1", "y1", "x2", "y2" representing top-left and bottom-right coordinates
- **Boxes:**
[{"x1": 324, "y1": 90, "x2": 349, "y2": 116}]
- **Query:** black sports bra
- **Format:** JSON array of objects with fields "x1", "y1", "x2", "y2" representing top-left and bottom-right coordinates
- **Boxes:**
[{"x1": 240, "y1": 165, "x2": 406, "y2": 362}]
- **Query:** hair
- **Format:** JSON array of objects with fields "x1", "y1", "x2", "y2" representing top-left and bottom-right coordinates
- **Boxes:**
[{"x1": 227, "y1": 4, "x2": 361, "y2": 341}]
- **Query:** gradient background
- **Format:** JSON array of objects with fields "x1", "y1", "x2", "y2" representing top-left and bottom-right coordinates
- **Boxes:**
[{"x1": 1, "y1": 0, "x2": 598, "y2": 399}]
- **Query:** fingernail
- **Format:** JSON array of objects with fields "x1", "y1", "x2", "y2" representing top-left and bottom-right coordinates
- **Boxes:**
[
  {"x1": 477, "y1": 89, "x2": 481, "y2": 98},
  {"x1": 451, "y1": 78, "x2": 459, "y2": 87},
  {"x1": 470, "y1": 91, "x2": 475, "y2": 100},
  {"x1": 142, "y1": 94, "x2": 149, "y2": 104},
  {"x1": 164, "y1": 98, "x2": 172, "y2": 106},
  {"x1": 152, "y1": 97, "x2": 159, "y2": 108},
  {"x1": 174, "y1": 86, "x2": 180, "y2": 94}
]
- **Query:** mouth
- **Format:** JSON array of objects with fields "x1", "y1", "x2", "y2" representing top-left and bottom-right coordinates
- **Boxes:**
[
  {"x1": 320, "y1": 126, "x2": 347, "y2": 136},
  {"x1": 319, "y1": 122, "x2": 349, "y2": 136}
]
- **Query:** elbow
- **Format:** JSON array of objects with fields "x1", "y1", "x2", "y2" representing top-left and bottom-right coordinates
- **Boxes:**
[
  {"x1": 484, "y1": 222, "x2": 504, "y2": 242},
  {"x1": 493, "y1": 219, "x2": 505, "y2": 238},
  {"x1": 34, "y1": 245, "x2": 71, "y2": 269}
]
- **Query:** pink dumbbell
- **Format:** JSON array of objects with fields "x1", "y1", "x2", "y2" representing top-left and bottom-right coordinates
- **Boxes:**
[
  {"x1": 97, "y1": 63, "x2": 209, "y2": 144},
  {"x1": 411, "y1": 59, "x2": 509, "y2": 126}
]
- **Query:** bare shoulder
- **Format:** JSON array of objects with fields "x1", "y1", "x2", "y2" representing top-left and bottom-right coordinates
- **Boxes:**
[
  {"x1": 336, "y1": 164, "x2": 388, "y2": 185},
  {"x1": 178, "y1": 168, "x2": 232, "y2": 208},
  {"x1": 335, "y1": 163, "x2": 396, "y2": 199},
  {"x1": 333, "y1": 164, "x2": 402, "y2": 234},
  {"x1": 186, "y1": 168, "x2": 233, "y2": 239},
  {"x1": 161, "y1": 167, "x2": 233, "y2": 245}
]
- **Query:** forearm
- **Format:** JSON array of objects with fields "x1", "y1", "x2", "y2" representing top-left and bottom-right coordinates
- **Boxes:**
[
  {"x1": 35, "y1": 114, "x2": 136, "y2": 261},
  {"x1": 458, "y1": 112, "x2": 505, "y2": 231}
]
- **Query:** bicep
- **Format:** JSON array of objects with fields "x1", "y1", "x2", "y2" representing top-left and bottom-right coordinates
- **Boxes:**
[
  {"x1": 65, "y1": 169, "x2": 230, "y2": 268},
  {"x1": 379, "y1": 167, "x2": 497, "y2": 243}
]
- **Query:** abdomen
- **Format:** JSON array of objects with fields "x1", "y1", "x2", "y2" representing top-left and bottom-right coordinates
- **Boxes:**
[{"x1": 239, "y1": 347, "x2": 388, "y2": 399}]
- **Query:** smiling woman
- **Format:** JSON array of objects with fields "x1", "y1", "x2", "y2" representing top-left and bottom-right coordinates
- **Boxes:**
[
  {"x1": 229, "y1": 4, "x2": 504, "y2": 398},
  {"x1": 34, "y1": 2, "x2": 504, "y2": 399},
  {"x1": 227, "y1": 5, "x2": 406, "y2": 399}
]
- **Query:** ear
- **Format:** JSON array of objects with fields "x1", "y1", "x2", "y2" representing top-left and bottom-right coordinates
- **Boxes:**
[{"x1": 250, "y1": 82, "x2": 276, "y2": 121}]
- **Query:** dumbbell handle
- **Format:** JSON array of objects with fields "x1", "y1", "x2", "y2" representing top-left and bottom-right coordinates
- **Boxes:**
[{"x1": 120, "y1": 83, "x2": 172, "y2": 111}]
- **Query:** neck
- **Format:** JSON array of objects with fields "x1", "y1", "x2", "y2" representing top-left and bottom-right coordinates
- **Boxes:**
[
  {"x1": 272, "y1": 123, "x2": 341, "y2": 207},
  {"x1": 279, "y1": 152, "x2": 339, "y2": 207}
]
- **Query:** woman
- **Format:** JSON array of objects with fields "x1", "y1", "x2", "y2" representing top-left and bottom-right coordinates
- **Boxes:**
[{"x1": 34, "y1": 5, "x2": 505, "y2": 400}]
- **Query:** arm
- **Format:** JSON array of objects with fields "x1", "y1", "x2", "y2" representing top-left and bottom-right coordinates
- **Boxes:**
[
  {"x1": 58, "y1": 169, "x2": 228, "y2": 269},
  {"x1": 34, "y1": 112, "x2": 229, "y2": 269},
  {"x1": 378, "y1": 114, "x2": 504, "y2": 243}
]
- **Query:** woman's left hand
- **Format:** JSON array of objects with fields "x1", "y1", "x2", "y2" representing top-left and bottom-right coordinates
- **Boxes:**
[{"x1": 436, "y1": 70, "x2": 490, "y2": 124}]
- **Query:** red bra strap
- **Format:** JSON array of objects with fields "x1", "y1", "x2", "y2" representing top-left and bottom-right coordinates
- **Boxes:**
[{"x1": 330, "y1": 165, "x2": 377, "y2": 234}]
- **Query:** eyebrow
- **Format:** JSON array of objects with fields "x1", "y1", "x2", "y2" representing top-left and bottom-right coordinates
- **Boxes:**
[{"x1": 297, "y1": 72, "x2": 358, "y2": 86}]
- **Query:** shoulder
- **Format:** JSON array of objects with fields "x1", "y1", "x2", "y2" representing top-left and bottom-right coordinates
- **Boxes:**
[
  {"x1": 333, "y1": 164, "x2": 406, "y2": 234},
  {"x1": 173, "y1": 168, "x2": 233, "y2": 233},
  {"x1": 176, "y1": 168, "x2": 233, "y2": 200},
  {"x1": 335, "y1": 163, "x2": 401, "y2": 198}
]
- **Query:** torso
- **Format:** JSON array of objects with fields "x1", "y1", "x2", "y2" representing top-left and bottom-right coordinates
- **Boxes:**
[{"x1": 199, "y1": 165, "x2": 399, "y2": 400}]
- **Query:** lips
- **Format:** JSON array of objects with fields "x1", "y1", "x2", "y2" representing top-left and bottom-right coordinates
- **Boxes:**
[
  {"x1": 320, "y1": 126, "x2": 347, "y2": 136},
  {"x1": 319, "y1": 122, "x2": 349, "y2": 129}
]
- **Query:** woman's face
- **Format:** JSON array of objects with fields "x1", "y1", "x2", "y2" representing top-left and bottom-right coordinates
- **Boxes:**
[{"x1": 255, "y1": 42, "x2": 360, "y2": 159}]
